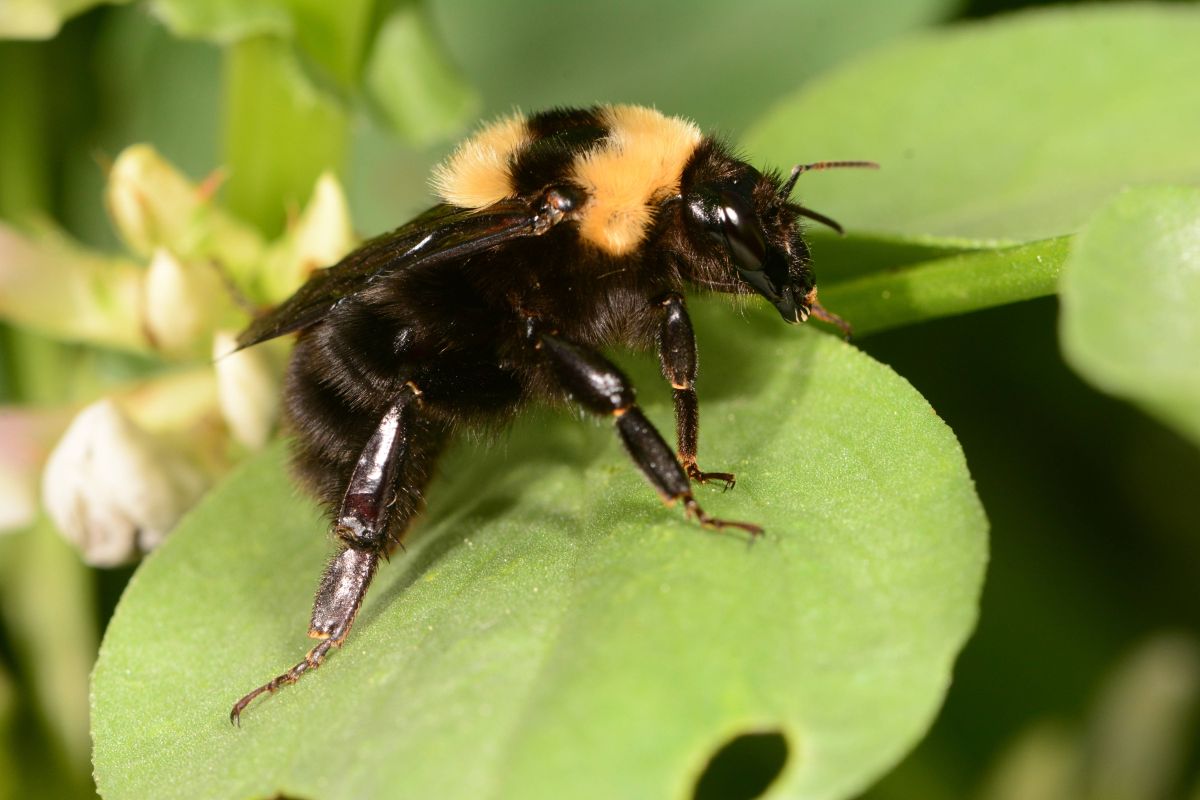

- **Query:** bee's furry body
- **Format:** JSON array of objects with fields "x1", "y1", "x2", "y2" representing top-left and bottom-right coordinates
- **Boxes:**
[{"x1": 231, "y1": 104, "x2": 870, "y2": 723}]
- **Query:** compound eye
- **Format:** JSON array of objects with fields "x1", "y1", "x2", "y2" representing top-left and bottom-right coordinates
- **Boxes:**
[{"x1": 718, "y1": 195, "x2": 767, "y2": 271}]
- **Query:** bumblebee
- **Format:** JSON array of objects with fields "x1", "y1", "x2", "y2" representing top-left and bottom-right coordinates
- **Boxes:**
[{"x1": 231, "y1": 104, "x2": 875, "y2": 723}]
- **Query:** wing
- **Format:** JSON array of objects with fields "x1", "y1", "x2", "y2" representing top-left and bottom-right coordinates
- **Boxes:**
[{"x1": 236, "y1": 200, "x2": 545, "y2": 350}]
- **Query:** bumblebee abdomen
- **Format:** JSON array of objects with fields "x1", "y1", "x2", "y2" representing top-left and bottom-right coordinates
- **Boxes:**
[{"x1": 282, "y1": 281, "x2": 524, "y2": 506}]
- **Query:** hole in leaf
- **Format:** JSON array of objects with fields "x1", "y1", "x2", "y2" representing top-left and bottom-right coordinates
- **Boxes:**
[{"x1": 692, "y1": 729, "x2": 790, "y2": 800}]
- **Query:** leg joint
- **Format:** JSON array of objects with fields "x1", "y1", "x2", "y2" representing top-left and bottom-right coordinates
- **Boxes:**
[{"x1": 540, "y1": 332, "x2": 636, "y2": 415}]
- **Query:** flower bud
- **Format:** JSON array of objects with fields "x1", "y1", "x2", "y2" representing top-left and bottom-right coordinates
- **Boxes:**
[
  {"x1": 106, "y1": 145, "x2": 199, "y2": 259},
  {"x1": 41, "y1": 399, "x2": 208, "y2": 566},
  {"x1": 260, "y1": 172, "x2": 355, "y2": 302},
  {"x1": 105, "y1": 145, "x2": 265, "y2": 288},
  {"x1": 296, "y1": 173, "x2": 355, "y2": 269},
  {"x1": 213, "y1": 331, "x2": 279, "y2": 450},
  {"x1": 143, "y1": 248, "x2": 232, "y2": 357}
]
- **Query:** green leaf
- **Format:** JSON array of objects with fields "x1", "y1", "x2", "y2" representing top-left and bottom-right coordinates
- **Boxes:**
[
  {"x1": 0, "y1": 521, "x2": 97, "y2": 795},
  {"x1": 431, "y1": 0, "x2": 955, "y2": 135},
  {"x1": 1060, "y1": 186, "x2": 1200, "y2": 448},
  {"x1": 151, "y1": 0, "x2": 478, "y2": 148},
  {"x1": 93, "y1": 300, "x2": 985, "y2": 800},
  {"x1": 275, "y1": 0, "x2": 374, "y2": 89},
  {"x1": 743, "y1": 6, "x2": 1200, "y2": 242}
]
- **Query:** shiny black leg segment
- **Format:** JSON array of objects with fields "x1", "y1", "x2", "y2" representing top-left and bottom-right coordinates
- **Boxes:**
[
  {"x1": 231, "y1": 387, "x2": 422, "y2": 725},
  {"x1": 615, "y1": 406, "x2": 691, "y2": 500},
  {"x1": 656, "y1": 294, "x2": 735, "y2": 489},
  {"x1": 332, "y1": 392, "x2": 414, "y2": 551},
  {"x1": 538, "y1": 330, "x2": 761, "y2": 538},
  {"x1": 538, "y1": 333, "x2": 634, "y2": 415}
]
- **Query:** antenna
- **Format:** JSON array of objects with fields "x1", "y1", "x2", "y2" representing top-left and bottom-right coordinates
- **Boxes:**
[{"x1": 778, "y1": 160, "x2": 879, "y2": 200}]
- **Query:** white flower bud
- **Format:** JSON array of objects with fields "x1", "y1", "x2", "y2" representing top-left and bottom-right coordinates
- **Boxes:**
[
  {"x1": 143, "y1": 248, "x2": 203, "y2": 354},
  {"x1": 213, "y1": 331, "x2": 279, "y2": 450},
  {"x1": 41, "y1": 399, "x2": 208, "y2": 566}
]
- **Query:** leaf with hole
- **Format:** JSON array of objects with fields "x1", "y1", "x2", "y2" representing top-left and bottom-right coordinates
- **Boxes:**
[{"x1": 92, "y1": 300, "x2": 986, "y2": 799}]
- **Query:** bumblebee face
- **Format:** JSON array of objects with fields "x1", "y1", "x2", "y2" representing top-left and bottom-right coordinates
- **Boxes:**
[{"x1": 683, "y1": 170, "x2": 816, "y2": 324}]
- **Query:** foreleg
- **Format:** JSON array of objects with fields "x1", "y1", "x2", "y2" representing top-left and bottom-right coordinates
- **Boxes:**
[{"x1": 655, "y1": 293, "x2": 736, "y2": 488}]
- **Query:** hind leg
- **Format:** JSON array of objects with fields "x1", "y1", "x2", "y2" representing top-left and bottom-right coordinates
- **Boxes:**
[{"x1": 231, "y1": 383, "x2": 442, "y2": 723}]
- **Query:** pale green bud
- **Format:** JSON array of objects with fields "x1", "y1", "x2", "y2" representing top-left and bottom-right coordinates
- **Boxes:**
[
  {"x1": 213, "y1": 331, "x2": 280, "y2": 450},
  {"x1": 105, "y1": 145, "x2": 265, "y2": 291},
  {"x1": 105, "y1": 144, "x2": 201, "y2": 259},
  {"x1": 260, "y1": 172, "x2": 356, "y2": 303}
]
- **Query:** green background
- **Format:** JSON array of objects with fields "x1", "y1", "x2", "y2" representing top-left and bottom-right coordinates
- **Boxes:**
[{"x1": 2, "y1": 1, "x2": 1199, "y2": 799}]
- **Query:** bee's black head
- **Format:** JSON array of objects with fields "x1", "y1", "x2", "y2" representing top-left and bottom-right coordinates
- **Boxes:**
[
  {"x1": 682, "y1": 166, "x2": 816, "y2": 324},
  {"x1": 675, "y1": 142, "x2": 876, "y2": 326}
]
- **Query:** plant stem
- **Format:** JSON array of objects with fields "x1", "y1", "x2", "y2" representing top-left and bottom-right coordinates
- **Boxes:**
[{"x1": 820, "y1": 235, "x2": 1071, "y2": 336}]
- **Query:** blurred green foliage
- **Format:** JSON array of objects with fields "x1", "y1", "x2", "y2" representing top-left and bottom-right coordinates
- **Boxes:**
[
  {"x1": 1, "y1": 1, "x2": 1198, "y2": 798},
  {"x1": 1061, "y1": 186, "x2": 1200, "y2": 446}
]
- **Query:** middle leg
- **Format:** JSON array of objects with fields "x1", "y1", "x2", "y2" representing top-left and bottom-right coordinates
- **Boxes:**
[{"x1": 537, "y1": 330, "x2": 761, "y2": 537}]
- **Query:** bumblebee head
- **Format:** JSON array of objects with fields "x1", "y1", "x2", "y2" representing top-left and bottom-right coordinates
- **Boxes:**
[
  {"x1": 682, "y1": 168, "x2": 813, "y2": 324},
  {"x1": 678, "y1": 153, "x2": 876, "y2": 327}
]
